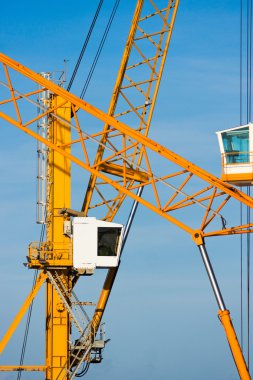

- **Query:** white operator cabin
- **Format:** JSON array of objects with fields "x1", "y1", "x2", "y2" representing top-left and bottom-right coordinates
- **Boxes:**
[
  {"x1": 216, "y1": 123, "x2": 253, "y2": 186},
  {"x1": 72, "y1": 217, "x2": 124, "y2": 273}
]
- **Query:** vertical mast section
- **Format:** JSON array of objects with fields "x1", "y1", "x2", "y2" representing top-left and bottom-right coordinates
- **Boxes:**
[
  {"x1": 37, "y1": 73, "x2": 51, "y2": 224},
  {"x1": 46, "y1": 95, "x2": 72, "y2": 380}
]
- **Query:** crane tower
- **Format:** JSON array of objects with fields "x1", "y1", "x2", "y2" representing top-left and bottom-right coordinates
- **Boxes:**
[{"x1": 0, "y1": 1, "x2": 253, "y2": 380}]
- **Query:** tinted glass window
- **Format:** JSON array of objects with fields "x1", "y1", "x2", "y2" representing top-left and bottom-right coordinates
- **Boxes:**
[
  {"x1": 97, "y1": 227, "x2": 121, "y2": 257},
  {"x1": 221, "y1": 127, "x2": 249, "y2": 163}
]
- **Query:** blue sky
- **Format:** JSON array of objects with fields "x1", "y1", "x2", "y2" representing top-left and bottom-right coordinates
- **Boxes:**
[{"x1": 0, "y1": 1, "x2": 250, "y2": 380}]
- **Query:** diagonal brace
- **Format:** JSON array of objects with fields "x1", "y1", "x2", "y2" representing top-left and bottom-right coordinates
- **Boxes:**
[{"x1": 0, "y1": 271, "x2": 47, "y2": 354}]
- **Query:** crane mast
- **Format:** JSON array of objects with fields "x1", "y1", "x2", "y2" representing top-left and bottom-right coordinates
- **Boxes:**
[
  {"x1": 0, "y1": 2, "x2": 252, "y2": 380},
  {"x1": 0, "y1": 2, "x2": 180, "y2": 379},
  {"x1": 45, "y1": 97, "x2": 72, "y2": 379}
]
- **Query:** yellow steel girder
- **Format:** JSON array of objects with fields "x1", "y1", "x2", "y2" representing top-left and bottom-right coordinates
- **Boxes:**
[
  {"x1": 83, "y1": 0, "x2": 180, "y2": 220},
  {"x1": 1, "y1": 54, "x2": 253, "y2": 380},
  {"x1": 1, "y1": 52, "x2": 253, "y2": 238}
]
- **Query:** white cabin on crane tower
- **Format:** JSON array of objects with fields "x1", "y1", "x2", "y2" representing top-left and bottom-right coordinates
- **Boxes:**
[
  {"x1": 72, "y1": 217, "x2": 124, "y2": 274},
  {"x1": 216, "y1": 123, "x2": 253, "y2": 186}
]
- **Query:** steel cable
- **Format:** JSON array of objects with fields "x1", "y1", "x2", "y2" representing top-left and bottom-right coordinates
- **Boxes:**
[
  {"x1": 80, "y1": 0, "x2": 121, "y2": 99},
  {"x1": 17, "y1": 186, "x2": 51, "y2": 380},
  {"x1": 16, "y1": 271, "x2": 38, "y2": 380},
  {"x1": 240, "y1": 0, "x2": 244, "y2": 352},
  {"x1": 246, "y1": 0, "x2": 252, "y2": 367},
  {"x1": 247, "y1": 187, "x2": 251, "y2": 367},
  {"x1": 67, "y1": 0, "x2": 104, "y2": 92},
  {"x1": 75, "y1": 361, "x2": 90, "y2": 377}
]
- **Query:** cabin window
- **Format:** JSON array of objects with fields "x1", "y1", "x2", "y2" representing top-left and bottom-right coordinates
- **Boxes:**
[
  {"x1": 221, "y1": 127, "x2": 249, "y2": 163},
  {"x1": 97, "y1": 227, "x2": 122, "y2": 257}
]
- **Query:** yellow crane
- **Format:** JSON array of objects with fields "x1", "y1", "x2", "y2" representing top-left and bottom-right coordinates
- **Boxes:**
[{"x1": 0, "y1": 1, "x2": 252, "y2": 379}]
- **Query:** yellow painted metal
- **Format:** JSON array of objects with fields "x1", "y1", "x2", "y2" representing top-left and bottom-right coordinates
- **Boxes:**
[
  {"x1": 0, "y1": 93, "x2": 72, "y2": 377},
  {"x1": 0, "y1": 5, "x2": 182, "y2": 367},
  {"x1": 220, "y1": 152, "x2": 253, "y2": 186},
  {"x1": 98, "y1": 162, "x2": 150, "y2": 182},
  {"x1": 0, "y1": 272, "x2": 47, "y2": 354},
  {"x1": 204, "y1": 222, "x2": 253, "y2": 237},
  {"x1": 0, "y1": 110, "x2": 196, "y2": 235},
  {"x1": 91, "y1": 268, "x2": 118, "y2": 336},
  {"x1": 1, "y1": 58, "x2": 252, "y2": 380},
  {"x1": 1, "y1": 55, "x2": 253, "y2": 229},
  {"x1": 219, "y1": 310, "x2": 250, "y2": 380},
  {"x1": 2, "y1": 54, "x2": 253, "y2": 232},
  {"x1": 45, "y1": 96, "x2": 72, "y2": 380},
  {"x1": 0, "y1": 5, "x2": 252, "y2": 377},
  {"x1": 221, "y1": 173, "x2": 253, "y2": 186},
  {"x1": 82, "y1": 0, "x2": 144, "y2": 213},
  {"x1": 28, "y1": 242, "x2": 72, "y2": 268},
  {"x1": 83, "y1": 0, "x2": 180, "y2": 220}
]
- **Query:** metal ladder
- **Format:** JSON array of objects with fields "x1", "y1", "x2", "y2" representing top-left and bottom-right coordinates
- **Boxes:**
[
  {"x1": 47, "y1": 270, "x2": 94, "y2": 380},
  {"x1": 36, "y1": 74, "x2": 51, "y2": 224},
  {"x1": 46, "y1": 270, "x2": 90, "y2": 334},
  {"x1": 47, "y1": 270, "x2": 108, "y2": 379}
]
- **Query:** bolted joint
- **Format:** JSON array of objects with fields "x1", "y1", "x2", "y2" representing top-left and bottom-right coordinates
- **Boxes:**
[
  {"x1": 218, "y1": 309, "x2": 230, "y2": 321},
  {"x1": 192, "y1": 230, "x2": 204, "y2": 246},
  {"x1": 56, "y1": 302, "x2": 65, "y2": 313}
]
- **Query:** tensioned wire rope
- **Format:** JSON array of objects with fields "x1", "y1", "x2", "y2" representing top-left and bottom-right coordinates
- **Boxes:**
[
  {"x1": 240, "y1": 0, "x2": 244, "y2": 353},
  {"x1": 67, "y1": 0, "x2": 121, "y2": 97},
  {"x1": 67, "y1": 0, "x2": 104, "y2": 92},
  {"x1": 239, "y1": 0, "x2": 252, "y2": 369},
  {"x1": 17, "y1": 186, "x2": 51, "y2": 380},
  {"x1": 246, "y1": 0, "x2": 252, "y2": 368},
  {"x1": 80, "y1": 0, "x2": 121, "y2": 99}
]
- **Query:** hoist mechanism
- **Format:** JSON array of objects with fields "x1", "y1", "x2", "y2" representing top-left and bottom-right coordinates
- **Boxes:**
[{"x1": 0, "y1": 1, "x2": 252, "y2": 380}]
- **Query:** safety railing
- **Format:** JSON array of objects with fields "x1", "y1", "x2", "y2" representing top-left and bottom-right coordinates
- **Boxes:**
[
  {"x1": 28, "y1": 241, "x2": 72, "y2": 267},
  {"x1": 221, "y1": 151, "x2": 252, "y2": 165}
]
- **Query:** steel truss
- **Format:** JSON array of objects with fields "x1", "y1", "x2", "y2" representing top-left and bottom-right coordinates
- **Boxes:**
[
  {"x1": 0, "y1": 7, "x2": 253, "y2": 375},
  {"x1": 0, "y1": 53, "x2": 253, "y2": 239}
]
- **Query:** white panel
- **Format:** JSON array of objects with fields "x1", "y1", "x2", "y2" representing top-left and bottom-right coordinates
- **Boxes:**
[
  {"x1": 73, "y1": 219, "x2": 97, "y2": 270},
  {"x1": 96, "y1": 256, "x2": 119, "y2": 268},
  {"x1": 216, "y1": 131, "x2": 225, "y2": 155},
  {"x1": 72, "y1": 217, "x2": 124, "y2": 271},
  {"x1": 249, "y1": 124, "x2": 253, "y2": 160},
  {"x1": 225, "y1": 164, "x2": 253, "y2": 175}
]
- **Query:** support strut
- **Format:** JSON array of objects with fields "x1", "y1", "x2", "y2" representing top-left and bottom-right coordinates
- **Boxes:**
[{"x1": 198, "y1": 244, "x2": 251, "y2": 380}]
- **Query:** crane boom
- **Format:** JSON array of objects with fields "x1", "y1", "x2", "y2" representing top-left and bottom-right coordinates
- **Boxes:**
[
  {"x1": 0, "y1": 52, "x2": 252, "y2": 379},
  {"x1": 83, "y1": 0, "x2": 179, "y2": 221},
  {"x1": 1, "y1": 52, "x2": 253, "y2": 233},
  {"x1": 82, "y1": 1, "x2": 180, "y2": 336}
]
